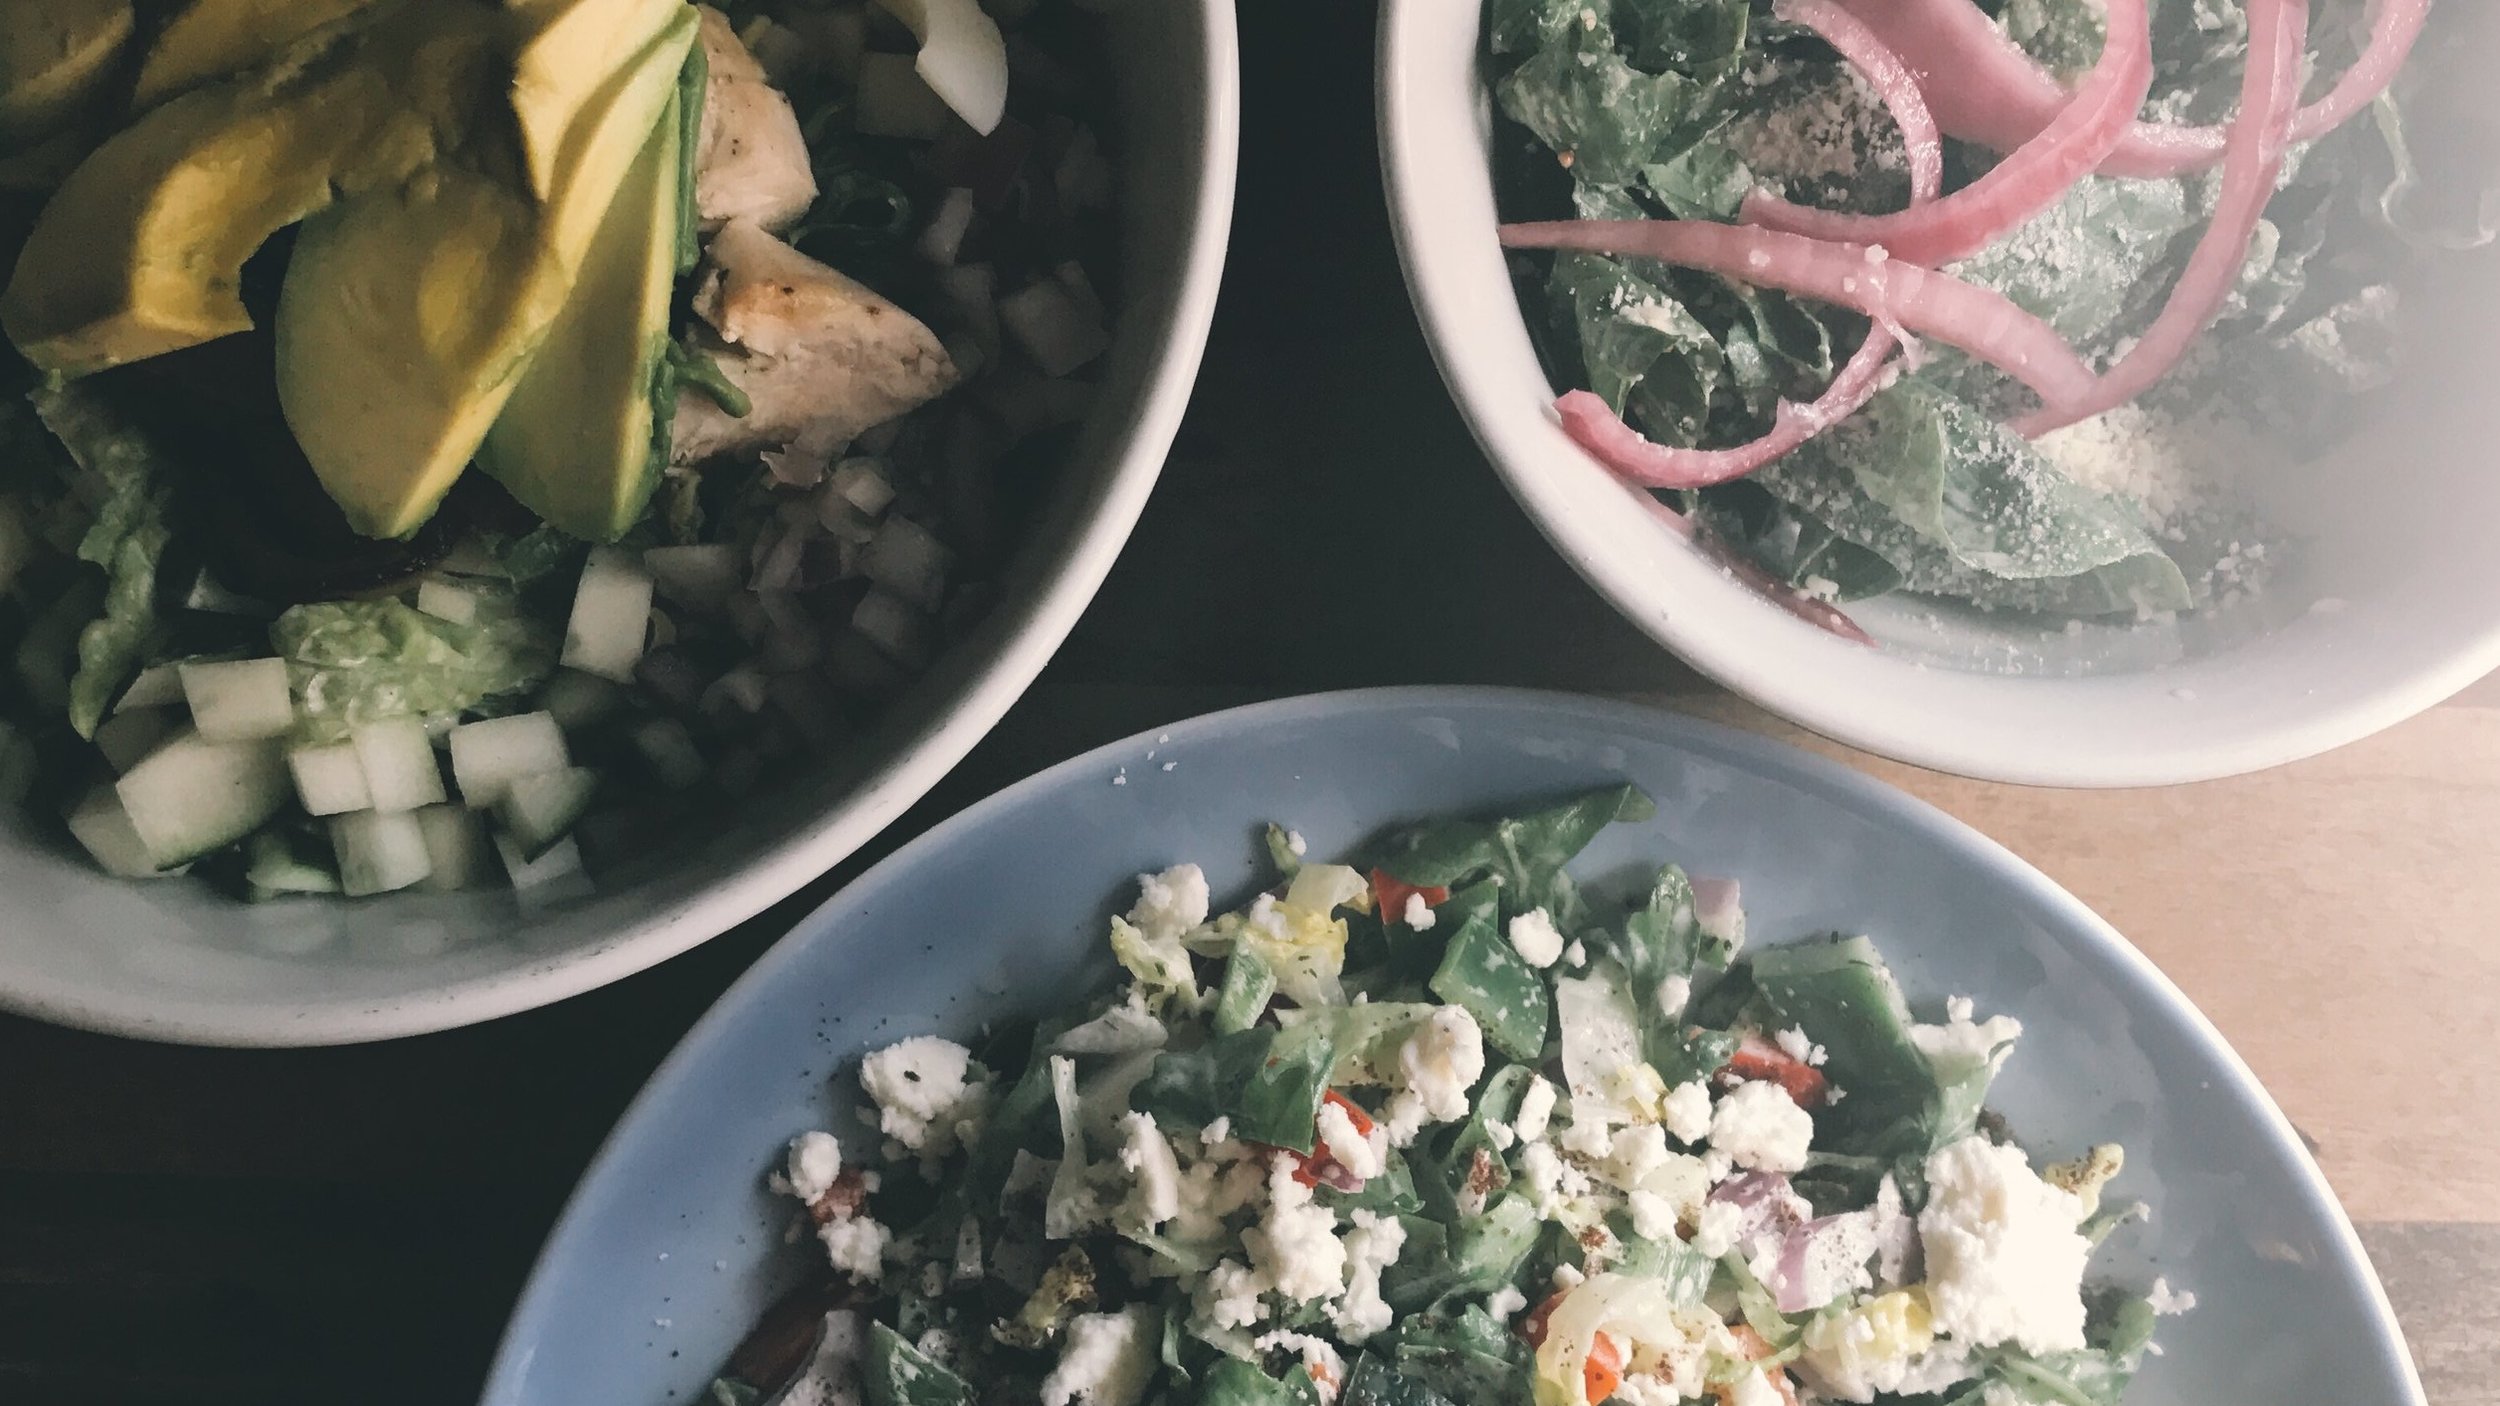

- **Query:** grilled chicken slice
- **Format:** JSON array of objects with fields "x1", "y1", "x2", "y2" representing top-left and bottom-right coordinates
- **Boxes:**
[
  {"x1": 671, "y1": 218, "x2": 958, "y2": 466},
  {"x1": 693, "y1": 5, "x2": 817, "y2": 232}
]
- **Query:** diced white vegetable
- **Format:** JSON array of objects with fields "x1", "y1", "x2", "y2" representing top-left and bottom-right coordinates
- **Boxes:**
[
  {"x1": 830, "y1": 458, "x2": 897, "y2": 517},
  {"x1": 245, "y1": 832, "x2": 339, "y2": 898},
  {"x1": 67, "y1": 784, "x2": 167, "y2": 878},
  {"x1": 415, "y1": 579, "x2": 480, "y2": 626},
  {"x1": 181, "y1": 568, "x2": 274, "y2": 619},
  {"x1": 539, "y1": 668, "x2": 628, "y2": 731},
  {"x1": 289, "y1": 741, "x2": 373, "y2": 817},
  {"x1": 329, "y1": 810, "x2": 434, "y2": 897},
  {"x1": 432, "y1": 537, "x2": 502, "y2": 577},
  {"x1": 935, "y1": 262, "x2": 999, "y2": 356},
  {"x1": 854, "y1": 51, "x2": 956, "y2": 140},
  {"x1": 861, "y1": 516, "x2": 952, "y2": 611},
  {"x1": 699, "y1": 666, "x2": 771, "y2": 721},
  {"x1": 939, "y1": 331, "x2": 988, "y2": 382},
  {"x1": 999, "y1": 277, "x2": 1111, "y2": 378},
  {"x1": 413, "y1": 805, "x2": 491, "y2": 892},
  {"x1": 498, "y1": 832, "x2": 592, "y2": 910},
  {"x1": 178, "y1": 658, "x2": 294, "y2": 742},
  {"x1": 917, "y1": 187, "x2": 977, "y2": 266},
  {"x1": 851, "y1": 590, "x2": 932, "y2": 668},
  {"x1": 115, "y1": 729, "x2": 290, "y2": 869},
  {"x1": 642, "y1": 544, "x2": 745, "y2": 614},
  {"x1": 561, "y1": 548, "x2": 656, "y2": 683},
  {"x1": 94, "y1": 708, "x2": 176, "y2": 774},
  {"x1": 353, "y1": 718, "x2": 448, "y2": 812},
  {"x1": 632, "y1": 718, "x2": 708, "y2": 791},
  {"x1": 114, "y1": 662, "x2": 188, "y2": 713},
  {"x1": 870, "y1": 0, "x2": 1008, "y2": 134},
  {"x1": 495, "y1": 767, "x2": 601, "y2": 861},
  {"x1": 447, "y1": 713, "x2": 570, "y2": 809},
  {"x1": 1055, "y1": 260, "x2": 1108, "y2": 328}
]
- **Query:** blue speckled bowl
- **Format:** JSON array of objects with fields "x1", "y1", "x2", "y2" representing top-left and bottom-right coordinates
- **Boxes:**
[{"x1": 480, "y1": 688, "x2": 2422, "y2": 1406}]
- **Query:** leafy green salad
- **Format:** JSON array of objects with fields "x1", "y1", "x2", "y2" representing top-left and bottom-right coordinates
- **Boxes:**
[
  {"x1": 724, "y1": 790, "x2": 2184, "y2": 1406},
  {"x1": 1489, "y1": 0, "x2": 2465, "y2": 628},
  {"x1": 0, "y1": 0, "x2": 1118, "y2": 902}
]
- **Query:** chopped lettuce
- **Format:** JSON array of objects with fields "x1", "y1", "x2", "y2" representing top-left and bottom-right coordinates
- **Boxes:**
[
  {"x1": 272, "y1": 592, "x2": 558, "y2": 742},
  {"x1": 30, "y1": 383, "x2": 180, "y2": 738}
]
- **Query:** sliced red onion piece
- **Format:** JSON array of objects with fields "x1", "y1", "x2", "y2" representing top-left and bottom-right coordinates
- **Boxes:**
[
  {"x1": 1833, "y1": 0, "x2": 2426, "y2": 180},
  {"x1": 1766, "y1": 0, "x2": 1945, "y2": 202},
  {"x1": 1744, "y1": 0, "x2": 2151, "y2": 265},
  {"x1": 2014, "y1": 0, "x2": 2311, "y2": 437},
  {"x1": 1501, "y1": 220, "x2": 2099, "y2": 408}
]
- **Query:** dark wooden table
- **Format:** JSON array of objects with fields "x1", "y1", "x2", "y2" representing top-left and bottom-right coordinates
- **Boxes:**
[{"x1": 2, "y1": 4, "x2": 2488, "y2": 1403}]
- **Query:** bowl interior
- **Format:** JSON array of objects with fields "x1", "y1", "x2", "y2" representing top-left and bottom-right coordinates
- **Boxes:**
[
  {"x1": 483, "y1": 689, "x2": 2419, "y2": 1406},
  {"x1": 0, "y1": 0, "x2": 1238, "y2": 1046},
  {"x1": 1379, "y1": 0, "x2": 2500, "y2": 786}
]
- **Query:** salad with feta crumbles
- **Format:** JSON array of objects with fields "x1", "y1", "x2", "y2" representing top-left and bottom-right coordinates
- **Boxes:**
[{"x1": 716, "y1": 790, "x2": 2184, "y2": 1406}]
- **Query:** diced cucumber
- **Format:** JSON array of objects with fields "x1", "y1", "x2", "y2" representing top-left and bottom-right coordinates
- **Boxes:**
[
  {"x1": 328, "y1": 810, "x2": 434, "y2": 897},
  {"x1": 115, "y1": 662, "x2": 188, "y2": 713},
  {"x1": 433, "y1": 537, "x2": 503, "y2": 577},
  {"x1": 246, "y1": 829, "x2": 342, "y2": 900},
  {"x1": 494, "y1": 766, "x2": 600, "y2": 861},
  {"x1": 178, "y1": 658, "x2": 294, "y2": 742},
  {"x1": 353, "y1": 718, "x2": 447, "y2": 812},
  {"x1": 642, "y1": 544, "x2": 744, "y2": 613},
  {"x1": 115, "y1": 729, "x2": 290, "y2": 869},
  {"x1": 67, "y1": 784, "x2": 168, "y2": 878},
  {"x1": 413, "y1": 805, "x2": 491, "y2": 892},
  {"x1": 539, "y1": 668, "x2": 628, "y2": 731},
  {"x1": 415, "y1": 578, "x2": 480, "y2": 625},
  {"x1": 94, "y1": 707, "x2": 177, "y2": 774},
  {"x1": 447, "y1": 712, "x2": 570, "y2": 808},
  {"x1": 860, "y1": 516, "x2": 950, "y2": 611},
  {"x1": 180, "y1": 568, "x2": 277, "y2": 619},
  {"x1": 561, "y1": 548, "x2": 655, "y2": 683},
  {"x1": 497, "y1": 831, "x2": 593, "y2": 910},
  {"x1": 631, "y1": 717, "x2": 706, "y2": 791},
  {"x1": 288, "y1": 740, "x2": 374, "y2": 816},
  {"x1": 829, "y1": 457, "x2": 896, "y2": 517}
]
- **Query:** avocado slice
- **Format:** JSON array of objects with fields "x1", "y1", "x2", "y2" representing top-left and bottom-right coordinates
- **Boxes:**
[
  {"x1": 0, "y1": 0, "x2": 500, "y2": 377},
  {"x1": 0, "y1": 0, "x2": 135, "y2": 149},
  {"x1": 508, "y1": 0, "x2": 690, "y2": 202},
  {"x1": 479, "y1": 86, "x2": 686, "y2": 542},
  {"x1": 273, "y1": 3, "x2": 700, "y2": 541},
  {"x1": 129, "y1": 0, "x2": 378, "y2": 112}
]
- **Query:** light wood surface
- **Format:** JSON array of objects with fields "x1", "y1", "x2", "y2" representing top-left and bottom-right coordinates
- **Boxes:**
[{"x1": 0, "y1": 2, "x2": 2489, "y2": 1403}]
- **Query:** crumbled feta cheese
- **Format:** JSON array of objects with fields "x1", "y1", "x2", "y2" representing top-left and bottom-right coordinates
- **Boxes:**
[
  {"x1": 1397, "y1": 1006, "x2": 1486, "y2": 1124},
  {"x1": 1946, "y1": 995, "x2": 1975, "y2": 1023},
  {"x1": 1562, "y1": 940, "x2": 1587, "y2": 968},
  {"x1": 1519, "y1": 1139, "x2": 1569, "y2": 1214},
  {"x1": 1255, "y1": 1331, "x2": 1344, "y2": 1401},
  {"x1": 1774, "y1": 1026, "x2": 1827, "y2": 1067},
  {"x1": 1041, "y1": 1305, "x2": 1157, "y2": 1406},
  {"x1": 1200, "y1": 1116, "x2": 1232, "y2": 1146},
  {"x1": 859, "y1": 1037, "x2": 990, "y2": 1158},
  {"x1": 1286, "y1": 831, "x2": 1308, "y2": 857},
  {"x1": 1402, "y1": 892, "x2": 1437, "y2": 930},
  {"x1": 1317, "y1": 1099, "x2": 1387, "y2": 1181},
  {"x1": 1656, "y1": 975, "x2": 1691, "y2": 1019},
  {"x1": 1711, "y1": 1081, "x2": 1814, "y2": 1174},
  {"x1": 1330, "y1": 1209, "x2": 1407, "y2": 1343},
  {"x1": 1918, "y1": 1136, "x2": 2092, "y2": 1355},
  {"x1": 1724, "y1": 1370, "x2": 1786, "y2": 1406},
  {"x1": 1693, "y1": 1200, "x2": 1745, "y2": 1258},
  {"x1": 1603, "y1": 1123, "x2": 1670, "y2": 1188},
  {"x1": 1192, "y1": 1257, "x2": 1268, "y2": 1333},
  {"x1": 2148, "y1": 1278, "x2": 2198, "y2": 1316},
  {"x1": 1246, "y1": 1157, "x2": 1347, "y2": 1302},
  {"x1": 784, "y1": 1131, "x2": 843, "y2": 1202},
  {"x1": 1129, "y1": 864, "x2": 1211, "y2": 943},
  {"x1": 1627, "y1": 1189, "x2": 1677, "y2": 1241},
  {"x1": 1485, "y1": 1119, "x2": 1518, "y2": 1151},
  {"x1": 1116, "y1": 1111, "x2": 1182, "y2": 1232},
  {"x1": 1514, "y1": 1075, "x2": 1558, "y2": 1142},
  {"x1": 1910, "y1": 1008, "x2": 2023, "y2": 1088},
  {"x1": 1551, "y1": 1263, "x2": 1586, "y2": 1290},
  {"x1": 818, "y1": 1214, "x2": 890, "y2": 1281},
  {"x1": 1560, "y1": 1117, "x2": 1614, "y2": 1159},
  {"x1": 1378, "y1": 1091, "x2": 1431, "y2": 1149},
  {"x1": 1507, "y1": 909, "x2": 1565, "y2": 967},
  {"x1": 1798, "y1": 1292, "x2": 1973, "y2": 1403},
  {"x1": 1661, "y1": 1081, "x2": 1712, "y2": 1145},
  {"x1": 1486, "y1": 1285, "x2": 1528, "y2": 1321}
]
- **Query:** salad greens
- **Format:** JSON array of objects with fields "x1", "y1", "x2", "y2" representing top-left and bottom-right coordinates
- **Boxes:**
[
  {"x1": 1491, "y1": 0, "x2": 2454, "y2": 620},
  {"x1": 735, "y1": 789, "x2": 2181, "y2": 1406}
]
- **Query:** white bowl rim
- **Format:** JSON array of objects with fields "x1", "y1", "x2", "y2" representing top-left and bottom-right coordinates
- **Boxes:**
[
  {"x1": 1375, "y1": 0, "x2": 2500, "y2": 789},
  {"x1": 481, "y1": 684, "x2": 2425, "y2": 1406},
  {"x1": 0, "y1": 5, "x2": 1243, "y2": 1049}
]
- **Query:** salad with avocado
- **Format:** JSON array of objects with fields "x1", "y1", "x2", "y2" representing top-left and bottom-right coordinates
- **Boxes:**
[
  {"x1": 1488, "y1": 0, "x2": 2470, "y2": 633},
  {"x1": 0, "y1": 0, "x2": 1120, "y2": 899},
  {"x1": 722, "y1": 790, "x2": 2182, "y2": 1406}
]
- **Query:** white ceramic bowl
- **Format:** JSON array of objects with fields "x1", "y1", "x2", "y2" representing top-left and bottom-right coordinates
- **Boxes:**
[
  {"x1": 1379, "y1": 0, "x2": 2500, "y2": 788},
  {"x1": 0, "y1": 1, "x2": 1240, "y2": 1047}
]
